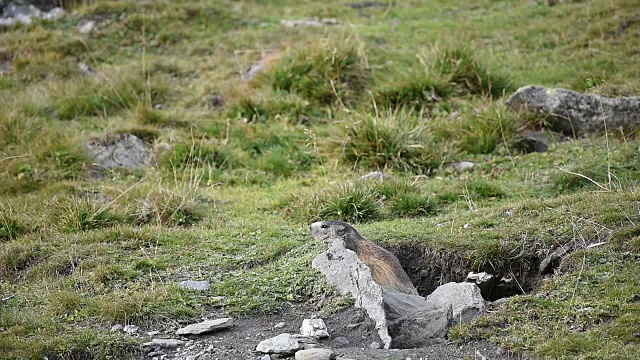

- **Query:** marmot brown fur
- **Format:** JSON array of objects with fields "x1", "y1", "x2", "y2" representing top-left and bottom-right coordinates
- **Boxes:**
[{"x1": 310, "y1": 220, "x2": 418, "y2": 295}]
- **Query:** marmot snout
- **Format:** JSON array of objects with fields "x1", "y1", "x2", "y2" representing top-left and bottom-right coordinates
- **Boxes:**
[{"x1": 310, "y1": 220, "x2": 418, "y2": 295}]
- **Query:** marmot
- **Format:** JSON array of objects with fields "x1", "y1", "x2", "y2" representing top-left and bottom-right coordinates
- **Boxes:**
[{"x1": 310, "y1": 220, "x2": 418, "y2": 295}]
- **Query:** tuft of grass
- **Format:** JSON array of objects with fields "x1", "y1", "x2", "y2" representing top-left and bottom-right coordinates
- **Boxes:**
[
  {"x1": 136, "y1": 186, "x2": 207, "y2": 227},
  {"x1": 390, "y1": 192, "x2": 439, "y2": 217},
  {"x1": 464, "y1": 178, "x2": 506, "y2": 199},
  {"x1": 299, "y1": 183, "x2": 383, "y2": 224},
  {"x1": 270, "y1": 42, "x2": 370, "y2": 107},
  {"x1": 39, "y1": 72, "x2": 169, "y2": 121},
  {"x1": 376, "y1": 71, "x2": 452, "y2": 110},
  {"x1": 227, "y1": 93, "x2": 318, "y2": 124},
  {"x1": 432, "y1": 46, "x2": 514, "y2": 98},
  {"x1": 46, "y1": 196, "x2": 120, "y2": 233},
  {"x1": 0, "y1": 204, "x2": 29, "y2": 242},
  {"x1": 338, "y1": 110, "x2": 449, "y2": 173}
]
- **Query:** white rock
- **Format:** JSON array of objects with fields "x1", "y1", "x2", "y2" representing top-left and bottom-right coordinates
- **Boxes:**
[
  {"x1": 369, "y1": 341, "x2": 381, "y2": 349},
  {"x1": 426, "y1": 282, "x2": 487, "y2": 324},
  {"x1": 300, "y1": 318, "x2": 329, "y2": 339},
  {"x1": 110, "y1": 324, "x2": 123, "y2": 332},
  {"x1": 123, "y1": 324, "x2": 139, "y2": 334},
  {"x1": 178, "y1": 280, "x2": 211, "y2": 291},
  {"x1": 176, "y1": 318, "x2": 233, "y2": 335},
  {"x1": 256, "y1": 333, "x2": 301, "y2": 355},
  {"x1": 445, "y1": 161, "x2": 475, "y2": 171},
  {"x1": 261, "y1": 355, "x2": 272, "y2": 360},
  {"x1": 142, "y1": 338, "x2": 185, "y2": 349},
  {"x1": 466, "y1": 272, "x2": 494, "y2": 284},
  {"x1": 295, "y1": 348, "x2": 336, "y2": 360},
  {"x1": 273, "y1": 321, "x2": 286, "y2": 329},
  {"x1": 78, "y1": 21, "x2": 96, "y2": 34}
]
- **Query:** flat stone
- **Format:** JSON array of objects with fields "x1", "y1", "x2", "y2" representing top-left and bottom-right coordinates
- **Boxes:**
[
  {"x1": 300, "y1": 318, "x2": 329, "y2": 338},
  {"x1": 295, "y1": 348, "x2": 336, "y2": 360},
  {"x1": 256, "y1": 333, "x2": 301, "y2": 355},
  {"x1": 178, "y1": 280, "x2": 211, "y2": 291},
  {"x1": 86, "y1": 134, "x2": 151, "y2": 172},
  {"x1": 176, "y1": 318, "x2": 234, "y2": 335},
  {"x1": 273, "y1": 321, "x2": 286, "y2": 329},
  {"x1": 123, "y1": 324, "x2": 139, "y2": 334},
  {"x1": 142, "y1": 338, "x2": 185, "y2": 349}
]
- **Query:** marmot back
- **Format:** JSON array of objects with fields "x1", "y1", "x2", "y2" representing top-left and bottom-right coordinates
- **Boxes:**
[{"x1": 310, "y1": 220, "x2": 418, "y2": 295}]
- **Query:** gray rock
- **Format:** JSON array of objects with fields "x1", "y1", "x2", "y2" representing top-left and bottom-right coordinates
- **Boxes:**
[
  {"x1": 178, "y1": 280, "x2": 211, "y2": 291},
  {"x1": 360, "y1": 171, "x2": 391, "y2": 181},
  {"x1": 0, "y1": 3, "x2": 63, "y2": 26},
  {"x1": 123, "y1": 324, "x2": 139, "y2": 334},
  {"x1": 176, "y1": 318, "x2": 233, "y2": 335},
  {"x1": 292, "y1": 334, "x2": 319, "y2": 345},
  {"x1": 369, "y1": 342, "x2": 381, "y2": 349},
  {"x1": 110, "y1": 324, "x2": 124, "y2": 332},
  {"x1": 86, "y1": 134, "x2": 152, "y2": 172},
  {"x1": 312, "y1": 237, "x2": 452, "y2": 349},
  {"x1": 256, "y1": 333, "x2": 301, "y2": 355},
  {"x1": 426, "y1": 282, "x2": 486, "y2": 324},
  {"x1": 515, "y1": 130, "x2": 551, "y2": 153},
  {"x1": 506, "y1": 85, "x2": 640, "y2": 136},
  {"x1": 333, "y1": 336, "x2": 350, "y2": 346},
  {"x1": 444, "y1": 161, "x2": 475, "y2": 172},
  {"x1": 242, "y1": 63, "x2": 264, "y2": 81},
  {"x1": 261, "y1": 356, "x2": 272, "y2": 360},
  {"x1": 142, "y1": 338, "x2": 185, "y2": 349},
  {"x1": 300, "y1": 318, "x2": 329, "y2": 339},
  {"x1": 295, "y1": 348, "x2": 336, "y2": 360},
  {"x1": 281, "y1": 18, "x2": 338, "y2": 27},
  {"x1": 540, "y1": 243, "x2": 576, "y2": 274}
]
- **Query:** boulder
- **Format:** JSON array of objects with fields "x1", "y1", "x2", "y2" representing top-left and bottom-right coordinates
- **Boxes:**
[
  {"x1": 426, "y1": 282, "x2": 486, "y2": 324},
  {"x1": 142, "y1": 338, "x2": 185, "y2": 349},
  {"x1": 312, "y1": 238, "x2": 452, "y2": 349},
  {"x1": 256, "y1": 333, "x2": 301, "y2": 355},
  {"x1": 175, "y1": 318, "x2": 233, "y2": 335},
  {"x1": 506, "y1": 85, "x2": 640, "y2": 136},
  {"x1": 515, "y1": 130, "x2": 552, "y2": 153}
]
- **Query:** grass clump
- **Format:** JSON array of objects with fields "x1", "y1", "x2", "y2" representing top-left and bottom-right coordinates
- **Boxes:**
[
  {"x1": 136, "y1": 186, "x2": 207, "y2": 227},
  {"x1": 46, "y1": 196, "x2": 119, "y2": 233},
  {"x1": 41, "y1": 72, "x2": 168, "y2": 120},
  {"x1": 432, "y1": 46, "x2": 513, "y2": 98},
  {"x1": 376, "y1": 71, "x2": 452, "y2": 110},
  {"x1": 338, "y1": 110, "x2": 448, "y2": 173},
  {"x1": 227, "y1": 94, "x2": 318, "y2": 124},
  {"x1": 0, "y1": 204, "x2": 29, "y2": 242},
  {"x1": 298, "y1": 183, "x2": 383, "y2": 223},
  {"x1": 271, "y1": 42, "x2": 370, "y2": 107}
]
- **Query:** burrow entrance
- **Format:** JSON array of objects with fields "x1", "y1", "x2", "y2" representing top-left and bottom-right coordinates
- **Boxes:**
[{"x1": 387, "y1": 243, "x2": 543, "y2": 301}]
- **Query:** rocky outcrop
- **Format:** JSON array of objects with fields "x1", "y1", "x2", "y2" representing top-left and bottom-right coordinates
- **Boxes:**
[
  {"x1": 256, "y1": 333, "x2": 302, "y2": 355},
  {"x1": 86, "y1": 134, "x2": 152, "y2": 172},
  {"x1": 506, "y1": 85, "x2": 640, "y2": 136},
  {"x1": 175, "y1": 318, "x2": 234, "y2": 335},
  {"x1": 312, "y1": 237, "x2": 458, "y2": 349},
  {"x1": 425, "y1": 282, "x2": 487, "y2": 324}
]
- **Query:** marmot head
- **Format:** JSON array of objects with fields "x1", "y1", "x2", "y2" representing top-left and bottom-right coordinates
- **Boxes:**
[{"x1": 310, "y1": 220, "x2": 359, "y2": 243}]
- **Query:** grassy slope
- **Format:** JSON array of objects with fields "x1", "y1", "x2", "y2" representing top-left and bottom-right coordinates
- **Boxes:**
[{"x1": 1, "y1": 0, "x2": 639, "y2": 359}]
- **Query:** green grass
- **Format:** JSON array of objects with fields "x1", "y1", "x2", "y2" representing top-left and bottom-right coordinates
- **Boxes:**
[{"x1": 1, "y1": 0, "x2": 639, "y2": 359}]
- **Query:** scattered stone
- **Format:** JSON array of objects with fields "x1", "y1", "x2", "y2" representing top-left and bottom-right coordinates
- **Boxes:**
[
  {"x1": 466, "y1": 272, "x2": 494, "y2": 284},
  {"x1": 142, "y1": 338, "x2": 185, "y2": 349},
  {"x1": 78, "y1": 20, "x2": 95, "y2": 34},
  {"x1": 147, "y1": 330, "x2": 161, "y2": 336},
  {"x1": 444, "y1": 161, "x2": 475, "y2": 172},
  {"x1": 178, "y1": 280, "x2": 211, "y2": 291},
  {"x1": 281, "y1": 18, "x2": 339, "y2": 27},
  {"x1": 506, "y1": 85, "x2": 640, "y2": 136},
  {"x1": 515, "y1": 129, "x2": 551, "y2": 153},
  {"x1": 86, "y1": 134, "x2": 152, "y2": 172},
  {"x1": 300, "y1": 318, "x2": 329, "y2": 339},
  {"x1": 333, "y1": 337, "x2": 350, "y2": 347},
  {"x1": 273, "y1": 321, "x2": 286, "y2": 329},
  {"x1": 242, "y1": 63, "x2": 264, "y2": 81},
  {"x1": 360, "y1": 171, "x2": 392, "y2": 181},
  {"x1": 426, "y1": 282, "x2": 486, "y2": 324},
  {"x1": 110, "y1": 324, "x2": 124, "y2": 332},
  {"x1": 295, "y1": 348, "x2": 336, "y2": 360},
  {"x1": 256, "y1": 333, "x2": 301, "y2": 355},
  {"x1": 463, "y1": 223, "x2": 472, "y2": 229},
  {"x1": 261, "y1": 355, "x2": 272, "y2": 360},
  {"x1": 123, "y1": 324, "x2": 139, "y2": 335},
  {"x1": 176, "y1": 318, "x2": 234, "y2": 335},
  {"x1": 292, "y1": 335, "x2": 319, "y2": 345},
  {"x1": 0, "y1": 3, "x2": 64, "y2": 26},
  {"x1": 369, "y1": 341, "x2": 381, "y2": 349}
]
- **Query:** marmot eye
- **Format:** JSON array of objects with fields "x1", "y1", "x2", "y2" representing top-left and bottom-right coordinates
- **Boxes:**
[{"x1": 321, "y1": 224, "x2": 329, "y2": 229}]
